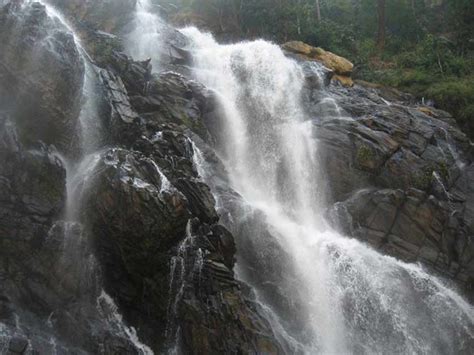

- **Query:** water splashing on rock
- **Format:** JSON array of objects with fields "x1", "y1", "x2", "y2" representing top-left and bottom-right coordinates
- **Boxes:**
[{"x1": 182, "y1": 27, "x2": 474, "y2": 353}]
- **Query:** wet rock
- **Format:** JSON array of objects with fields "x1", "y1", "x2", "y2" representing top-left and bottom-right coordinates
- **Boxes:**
[
  {"x1": 0, "y1": 105, "x2": 142, "y2": 354},
  {"x1": 8, "y1": 337, "x2": 28, "y2": 354},
  {"x1": 172, "y1": 220, "x2": 284, "y2": 355},
  {"x1": 49, "y1": 0, "x2": 137, "y2": 33},
  {"x1": 145, "y1": 20, "x2": 192, "y2": 71},
  {"x1": 318, "y1": 81, "x2": 474, "y2": 298},
  {"x1": 81, "y1": 145, "x2": 283, "y2": 352},
  {"x1": 174, "y1": 179, "x2": 219, "y2": 223},
  {"x1": 98, "y1": 67, "x2": 139, "y2": 144},
  {"x1": 315, "y1": 81, "x2": 471, "y2": 201},
  {"x1": 0, "y1": 115, "x2": 66, "y2": 236},
  {"x1": 0, "y1": 2, "x2": 85, "y2": 154},
  {"x1": 337, "y1": 188, "x2": 474, "y2": 294}
]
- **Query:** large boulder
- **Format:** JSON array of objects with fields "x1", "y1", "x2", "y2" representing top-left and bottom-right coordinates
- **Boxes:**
[
  {"x1": 83, "y1": 144, "x2": 283, "y2": 352},
  {"x1": 283, "y1": 41, "x2": 354, "y2": 86}
]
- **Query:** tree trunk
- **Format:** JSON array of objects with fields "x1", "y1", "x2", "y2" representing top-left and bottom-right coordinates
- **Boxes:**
[
  {"x1": 297, "y1": 0, "x2": 302, "y2": 35},
  {"x1": 376, "y1": 0, "x2": 386, "y2": 51},
  {"x1": 315, "y1": 0, "x2": 321, "y2": 22}
]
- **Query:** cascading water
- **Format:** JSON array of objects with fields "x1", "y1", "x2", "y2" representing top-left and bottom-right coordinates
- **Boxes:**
[
  {"x1": 182, "y1": 27, "x2": 474, "y2": 354},
  {"x1": 30, "y1": 2, "x2": 153, "y2": 353},
  {"x1": 125, "y1": 0, "x2": 163, "y2": 70},
  {"x1": 39, "y1": 0, "x2": 101, "y2": 287}
]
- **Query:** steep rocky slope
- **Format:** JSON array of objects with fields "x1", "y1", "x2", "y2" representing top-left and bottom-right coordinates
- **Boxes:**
[
  {"x1": 0, "y1": 1, "x2": 473, "y2": 354},
  {"x1": 316, "y1": 81, "x2": 474, "y2": 297},
  {"x1": 0, "y1": 1, "x2": 282, "y2": 353}
]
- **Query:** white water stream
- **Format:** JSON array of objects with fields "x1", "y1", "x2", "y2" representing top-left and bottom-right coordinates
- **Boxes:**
[
  {"x1": 182, "y1": 27, "x2": 474, "y2": 354},
  {"x1": 125, "y1": 0, "x2": 163, "y2": 70},
  {"x1": 34, "y1": 2, "x2": 153, "y2": 353}
]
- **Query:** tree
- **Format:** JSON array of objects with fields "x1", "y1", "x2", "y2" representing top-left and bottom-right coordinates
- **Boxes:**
[{"x1": 315, "y1": 0, "x2": 321, "y2": 22}]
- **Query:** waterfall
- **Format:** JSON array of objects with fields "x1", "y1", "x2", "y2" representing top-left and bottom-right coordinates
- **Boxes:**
[
  {"x1": 182, "y1": 27, "x2": 474, "y2": 354},
  {"x1": 125, "y1": 0, "x2": 163, "y2": 70},
  {"x1": 34, "y1": 2, "x2": 153, "y2": 353}
]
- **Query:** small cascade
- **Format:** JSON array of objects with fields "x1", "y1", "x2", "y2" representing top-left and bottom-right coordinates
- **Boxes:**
[
  {"x1": 166, "y1": 220, "x2": 205, "y2": 353},
  {"x1": 77, "y1": 63, "x2": 103, "y2": 155},
  {"x1": 437, "y1": 126, "x2": 467, "y2": 170},
  {"x1": 189, "y1": 139, "x2": 209, "y2": 182},
  {"x1": 38, "y1": 0, "x2": 102, "y2": 290},
  {"x1": 97, "y1": 291, "x2": 154, "y2": 355},
  {"x1": 182, "y1": 27, "x2": 474, "y2": 353},
  {"x1": 125, "y1": 0, "x2": 163, "y2": 70},
  {"x1": 149, "y1": 159, "x2": 173, "y2": 193}
]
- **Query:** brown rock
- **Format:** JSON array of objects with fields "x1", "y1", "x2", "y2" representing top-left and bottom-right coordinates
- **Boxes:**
[
  {"x1": 418, "y1": 106, "x2": 435, "y2": 117},
  {"x1": 282, "y1": 41, "x2": 354, "y2": 76},
  {"x1": 333, "y1": 74, "x2": 354, "y2": 87}
]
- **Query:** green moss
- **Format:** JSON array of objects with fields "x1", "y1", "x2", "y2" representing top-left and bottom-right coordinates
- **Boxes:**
[
  {"x1": 437, "y1": 161, "x2": 449, "y2": 180},
  {"x1": 356, "y1": 144, "x2": 375, "y2": 169},
  {"x1": 412, "y1": 167, "x2": 434, "y2": 190}
]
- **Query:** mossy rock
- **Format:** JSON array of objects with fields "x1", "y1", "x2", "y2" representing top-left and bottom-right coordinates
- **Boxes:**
[
  {"x1": 412, "y1": 167, "x2": 434, "y2": 190},
  {"x1": 356, "y1": 144, "x2": 376, "y2": 171}
]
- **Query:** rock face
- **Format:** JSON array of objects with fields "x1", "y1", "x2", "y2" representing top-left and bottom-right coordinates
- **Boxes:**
[
  {"x1": 0, "y1": 112, "x2": 145, "y2": 353},
  {"x1": 0, "y1": 1, "x2": 85, "y2": 154},
  {"x1": 307, "y1": 80, "x2": 474, "y2": 298},
  {"x1": 49, "y1": 0, "x2": 137, "y2": 33}
]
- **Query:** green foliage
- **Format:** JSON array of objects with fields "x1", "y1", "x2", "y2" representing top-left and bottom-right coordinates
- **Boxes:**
[
  {"x1": 301, "y1": 20, "x2": 356, "y2": 59},
  {"x1": 426, "y1": 79, "x2": 474, "y2": 112},
  {"x1": 426, "y1": 77, "x2": 474, "y2": 132}
]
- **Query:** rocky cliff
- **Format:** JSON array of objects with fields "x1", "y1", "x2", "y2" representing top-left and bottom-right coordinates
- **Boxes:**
[{"x1": 0, "y1": 1, "x2": 473, "y2": 354}]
